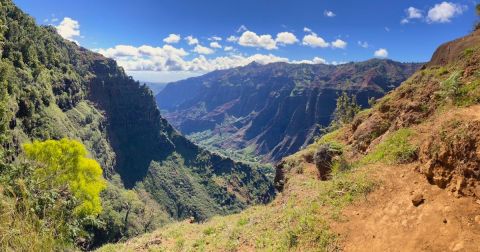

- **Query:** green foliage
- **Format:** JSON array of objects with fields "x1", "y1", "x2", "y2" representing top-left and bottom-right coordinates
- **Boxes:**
[
  {"x1": 89, "y1": 175, "x2": 170, "y2": 248},
  {"x1": 23, "y1": 138, "x2": 106, "y2": 216},
  {"x1": 439, "y1": 71, "x2": 462, "y2": 101},
  {"x1": 361, "y1": 128, "x2": 418, "y2": 165},
  {"x1": 331, "y1": 91, "x2": 361, "y2": 128},
  {"x1": 0, "y1": 139, "x2": 107, "y2": 250}
]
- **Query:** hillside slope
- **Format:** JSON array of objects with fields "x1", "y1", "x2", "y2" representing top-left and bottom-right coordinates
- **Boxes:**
[
  {"x1": 157, "y1": 60, "x2": 420, "y2": 162},
  {"x1": 100, "y1": 29, "x2": 480, "y2": 252},
  {"x1": 0, "y1": 0, "x2": 273, "y2": 226}
]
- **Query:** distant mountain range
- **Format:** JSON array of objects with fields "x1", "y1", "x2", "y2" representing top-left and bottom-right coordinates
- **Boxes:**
[
  {"x1": 157, "y1": 59, "x2": 422, "y2": 161},
  {"x1": 144, "y1": 82, "x2": 168, "y2": 95}
]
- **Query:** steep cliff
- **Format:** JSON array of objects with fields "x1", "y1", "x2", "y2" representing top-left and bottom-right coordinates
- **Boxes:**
[
  {"x1": 0, "y1": 0, "x2": 274, "y2": 223},
  {"x1": 157, "y1": 60, "x2": 421, "y2": 161}
]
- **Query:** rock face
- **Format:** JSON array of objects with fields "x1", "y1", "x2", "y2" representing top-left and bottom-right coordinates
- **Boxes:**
[
  {"x1": 0, "y1": 0, "x2": 274, "y2": 221},
  {"x1": 157, "y1": 60, "x2": 421, "y2": 161}
]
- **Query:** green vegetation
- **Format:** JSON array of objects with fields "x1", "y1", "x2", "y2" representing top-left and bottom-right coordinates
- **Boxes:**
[
  {"x1": 361, "y1": 128, "x2": 418, "y2": 165},
  {"x1": 188, "y1": 129, "x2": 274, "y2": 174},
  {"x1": 0, "y1": 0, "x2": 274, "y2": 250},
  {"x1": 24, "y1": 139, "x2": 106, "y2": 216},
  {"x1": 98, "y1": 157, "x2": 375, "y2": 252},
  {"x1": 0, "y1": 139, "x2": 105, "y2": 250},
  {"x1": 331, "y1": 91, "x2": 361, "y2": 129}
]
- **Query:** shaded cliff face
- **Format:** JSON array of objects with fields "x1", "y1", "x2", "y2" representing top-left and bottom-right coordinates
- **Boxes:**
[
  {"x1": 157, "y1": 60, "x2": 421, "y2": 161},
  {"x1": 0, "y1": 0, "x2": 274, "y2": 221}
]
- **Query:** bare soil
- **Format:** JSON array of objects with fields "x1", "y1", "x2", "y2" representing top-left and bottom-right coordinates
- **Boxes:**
[{"x1": 333, "y1": 163, "x2": 480, "y2": 252}]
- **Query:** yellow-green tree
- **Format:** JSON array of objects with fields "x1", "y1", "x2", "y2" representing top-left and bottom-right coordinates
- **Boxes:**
[{"x1": 23, "y1": 138, "x2": 106, "y2": 216}]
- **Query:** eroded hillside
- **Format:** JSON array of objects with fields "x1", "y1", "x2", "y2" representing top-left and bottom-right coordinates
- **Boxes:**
[
  {"x1": 157, "y1": 60, "x2": 421, "y2": 162},
  {"x1": 100, "y1": 29, "x2": 480, "y2": 252}
]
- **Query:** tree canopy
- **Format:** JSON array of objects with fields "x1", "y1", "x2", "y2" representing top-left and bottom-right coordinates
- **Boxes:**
[{"x1": 23, "y1": 138, "x2": 106, "y2": 216}]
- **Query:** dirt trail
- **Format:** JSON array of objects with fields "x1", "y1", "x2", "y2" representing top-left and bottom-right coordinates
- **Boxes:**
[{"x1": 333, "y1": 163, "x2": 480, "y2": 252}]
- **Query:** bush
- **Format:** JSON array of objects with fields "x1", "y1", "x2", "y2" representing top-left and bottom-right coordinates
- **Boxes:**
[
  {"x1": 361, "y1": 128, "x2": 418, "y2": 165},
  {"x1": 23, "y1": 138, "x2": 106, "y2": 216}
]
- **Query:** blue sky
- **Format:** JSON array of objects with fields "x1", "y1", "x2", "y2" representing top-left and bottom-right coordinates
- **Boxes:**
[{"x1": 14, "y1": 0, "x2": 479, "y2": 82}]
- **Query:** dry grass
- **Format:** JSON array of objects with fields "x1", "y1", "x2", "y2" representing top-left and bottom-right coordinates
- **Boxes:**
[{"x1": 98, "y1": 147, "x2": 375, "y2": 252}]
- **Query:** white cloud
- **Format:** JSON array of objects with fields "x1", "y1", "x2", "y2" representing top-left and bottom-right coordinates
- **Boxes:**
[
  {"x1": 227, "y1": 35, "x2": 238, "y2": 42},
  {"x1": 210, "y1": 41, "x2": 222, "y2": 48},
  {"x1": 209, "y1": 36, "x2": 222, "y2": 41},
  {"x1": 55, "y1": 17, "x2": 80, "y2": 43},
  {"x1": 358, "y1": 41, "x2": 369, "y2": 48},
  {"x1": 96, "y1": 44, "x2": 189, "y2": 72},
  {"x1": 224, "y1": 46, "x2": 234, "y2": 51},
  {"x1": 193, "y1": 44, "x2": 215, "y2": 55},
  {"x1": 302, "y1": 33, "x2": 329, "y2": 48},
  {"x1": 292, "y1": 57, "x2": 327, "y2": 64},
  {"x1": 238, "y1": 31, "x2": 277, "y2": 50},
  {"x1": 331, "y1": 39, "x2": 347, "y2": 49},
  {"x1": 303, "y1": 27, "x2": 312, "y2": 33},
  {"x1": 427, "y1": 2, "x2": 466, "y2": 23},
  {"x1": 374, "y1": 48, "x2": 389, "y2": 58},
  {"x1": 275, "y1": 32, "x2": 298, "y2": 45},
  {"x1": 163, "y1": 34, "x2": 181, "y2": 44},
  {"x1": 237, "y1": 25, "x2": 248, "y2": 33},
  {"x1": 185, "y1": 35, "x2": 199, "y2": 45},
  {"x1": 407, "y1": 7, "x2": 423, "y2": 19},
  {"x1": 324, "y1": 10, "x2": 336, "y2": 17},
  {"x1": 98, "y1": 42, "x2": 348, "y2": 79},
  {"x1": 401, "y1": 7, "x2": 423, "y2": 24}
]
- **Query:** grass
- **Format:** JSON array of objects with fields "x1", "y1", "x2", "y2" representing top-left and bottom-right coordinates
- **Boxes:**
[
  {"x1": 97, "y1": 154, "x2": 375, "y2": 252},
  {"x1": 360, "y1": 128, "x2": 417, "y2": 165}
]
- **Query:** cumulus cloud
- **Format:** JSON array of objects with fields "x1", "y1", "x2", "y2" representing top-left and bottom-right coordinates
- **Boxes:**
[
  {"x1": 302, "y1": 33, "x2": 329, "y2": 48},
  {"x1": 238, "y1": 31, "x2": 277, "y2": 50},
  {"x1": 374, "y1": 48, "x2": 389, "y2": 58},
  {"x1": 55, "y1": 17, "x2": 80, "y2": 43},
  {"x1": 185, "y1": 35, "x2": 199, "y2": 45},
  {"x1": 275, "y1": 32, "x2": 298, "y2": 45},
  {"x1": 303, "y1": 27, "x2": 313, "y2": 33},
  {"x1": 163, "y1": 34, "x2": 181, "y2": 44},
  {"x1": 331, "y1": 39, "x2": 347, "y2": 49},
  {"x1": 226, "y1": 35, "x2": 238, "y2": 42},
  {"x1": 292, "y1": 57, "x2": 327, "y2": 64},
  {"x1": 96, "y1": 44, "x2": 189, "y2": 71},
  {"x1": 324, "y1": 10, "x2": 336, "y2": 17},
  {"x1": 224, "y1": 46, "x2": 234, "y2": 51},
  {"x1": 401, "y1": 7, "x2": 423, "y2": 24},
  {"x1": 427, "y1": 2, "x2": 466, "y2": 23},
  {"x1": 209, "y1": 36, "x2": 222, "y2": 41},
  {"x1": 193, "y1": 45, "x2": 215, "y2": 54},
  {"x1": 97, "y1": 42, "x2": 345, "y2": 75},
  {"x1": 210, "y1": 41, "x2": 222, "y2": 48},
  {"x1": 358, "y1": 41, "x2": 369, "y2": 48}
]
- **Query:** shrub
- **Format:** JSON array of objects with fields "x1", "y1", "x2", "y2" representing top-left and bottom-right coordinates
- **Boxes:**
[
  {"x1": 23, "y1": 138, "x2": 106, "y2": 216},
  {"x1": 361, "y1": 128, "x2": 418, "y2": 165}
]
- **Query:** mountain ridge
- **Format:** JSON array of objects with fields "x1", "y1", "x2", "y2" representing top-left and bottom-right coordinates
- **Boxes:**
[{"x1": 157, "y1": 59, "x2": 422, "y2": 161}]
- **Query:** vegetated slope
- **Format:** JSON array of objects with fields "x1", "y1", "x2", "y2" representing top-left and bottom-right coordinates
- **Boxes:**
[
  {"x1": 0, "y1": 0, "x2": 273, "y2": 227},
  {"x1": 99, "y1": 30, "x2": 480, "y2": 251},
  {"x1": 157, "y1": 60, "x2": 420, "y2": 162}
]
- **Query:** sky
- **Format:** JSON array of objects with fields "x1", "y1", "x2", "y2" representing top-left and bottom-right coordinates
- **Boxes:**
[{"x1": 13, "y1": 0, "x2": 480, "y2": 82}]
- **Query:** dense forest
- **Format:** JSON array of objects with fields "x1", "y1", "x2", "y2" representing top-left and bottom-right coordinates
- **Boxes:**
[{"x1": 0, "y1": 0, "x2": 273, "y2": 250}]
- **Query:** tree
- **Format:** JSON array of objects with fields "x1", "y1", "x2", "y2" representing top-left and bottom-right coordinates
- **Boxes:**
[
  {"x1": 23, "y1": 138, "x2": 106, "y2": 216},
  {"x1": 331, "y1": 91, "x2": 361, "y2": 128}
]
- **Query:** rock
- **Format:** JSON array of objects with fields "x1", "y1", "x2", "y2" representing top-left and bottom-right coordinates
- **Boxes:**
[
  {"x1": 412, "y1": 194, "x2": 425, "y2": 207},
  {"x1": 475, "y1": 215, "x2": 480, "y2": 224},
  {"x1": 475, "y1": 199, "x2": 480, "y2": 205}
]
